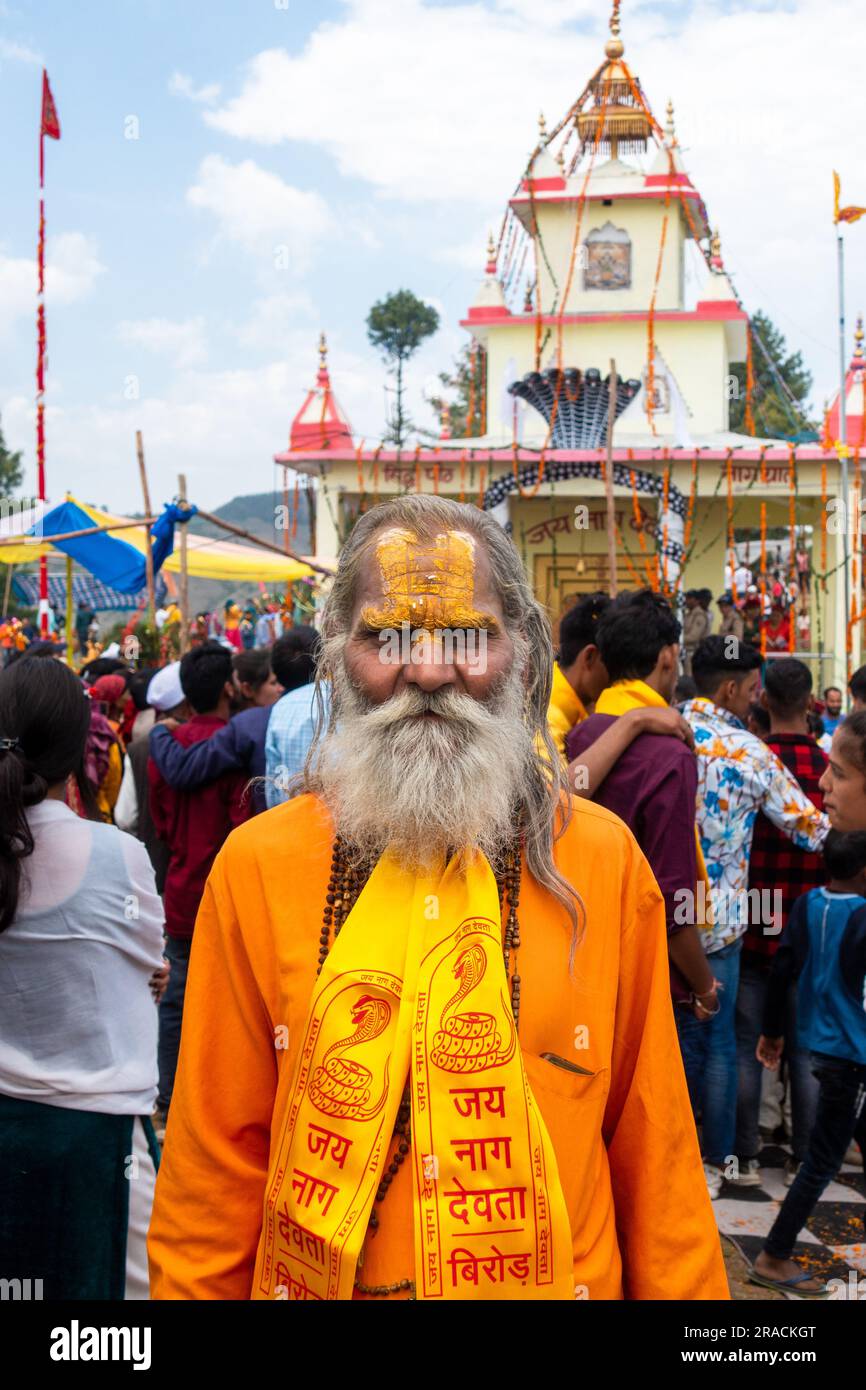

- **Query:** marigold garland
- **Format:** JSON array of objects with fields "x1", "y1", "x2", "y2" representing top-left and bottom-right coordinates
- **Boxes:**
[
  {"x1": 759, "y1": 446, "x2": 768, "y2": 656},
  {"x1": 725, "y1": 449, "x2": 737, "y2": 603},
  {"x1": 821, "y1": 458, "x2": 828, "y2": 582},
  {"x1": 629, "y1": 459, "x2": 657, "y2": 588},
  {"x1": 645, "y1": 183, "x2": 672, "y2": 435},
  {"x1": 543, "y1": 81, "x2": 611, "y2": 457},
  {"x1": 614, "y1": 518, "x2": 645, "y2": 588},
  {"x1": 355, "y1": 439, "x2": 366, "y2": 510}
]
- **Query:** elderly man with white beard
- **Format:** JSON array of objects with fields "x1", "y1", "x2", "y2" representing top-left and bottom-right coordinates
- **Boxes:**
[{"x1": 148, "y1": 494, "x2": 727, "y2": 1302}]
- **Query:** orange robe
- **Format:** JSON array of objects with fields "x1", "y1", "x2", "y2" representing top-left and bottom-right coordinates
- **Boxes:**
[{"x1": 148, "y1": 793, "x2": 728, "y2": 1301}]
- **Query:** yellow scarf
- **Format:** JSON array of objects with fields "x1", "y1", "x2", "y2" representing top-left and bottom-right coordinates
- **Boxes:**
[
  {"x1": 595, "y1": 679, "x2": 713, "y2": 925},
  {"x1": 255, "y1": 849, "x2": 574, "y2": 1301}
]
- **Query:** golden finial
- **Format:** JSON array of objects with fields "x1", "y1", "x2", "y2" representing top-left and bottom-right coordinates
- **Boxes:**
[
  {"x1": 485, "y1": 231, "x2": 497, "y2": 275},
  {"x1": 855, "y1": 316, "x2": 864, "y2": 359},
  {"x1": 538, "y1": 111, "x2": 548, "y2": 142},
  {"x1": 523, "y1": 281, "x2": 534, "y2": 313},
  {"x1": 665, "y1": 99, "x2": 676, "y2": 144},
  {"x1": 709, "y1": 228, "x2": 722, "y2": 265},
  {"x1": 606, "y1": 0, "x2": 624, "y2": 58},
  {"x1": 556, "y1": 147, "x2": 566, "y2": 173},
  {"x1": 319, "y1": 331, "x2": 327, "y2": 369}
]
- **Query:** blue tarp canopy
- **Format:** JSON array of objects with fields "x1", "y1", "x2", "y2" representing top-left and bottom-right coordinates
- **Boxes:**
[{"x1": 27, "y1": 499, "x2": 191, "y2": 595}]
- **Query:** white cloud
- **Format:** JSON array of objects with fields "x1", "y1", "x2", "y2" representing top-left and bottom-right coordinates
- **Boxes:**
[
  {"x1": 0, "y1": 233, "x2": 104, "y2": 329},
  {"x1": 169, "y1": 71, "x2": 221, "y2": 105},
  {"x1": 117, "y1": 317, "x2": 209, "y2": 369},
  {"x1": 235, "y1": 291, "x2": 317, "y2": 351},
  {"x1": 1, "y1": 318, "x2": 462, "y2": 510},
  {"x1": 186, "y1": 154, "x2": 333, "y2": 270},
  {"x1": 202, "y1": 0, "x2": 671, "y2": 205},
  {"x1": 0, "y1": 36, "x2": 42, "y2": 64},
  {"x1": 202, "y1": 0, "x2": 864, "y2": 409}
]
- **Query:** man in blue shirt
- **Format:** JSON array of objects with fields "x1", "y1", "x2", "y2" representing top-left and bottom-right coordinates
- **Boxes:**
[
  {"x1": 822, "y1": 686, "x2": 844, "y2": 738},
  {"x1": 149, "y1": 627, "x2": 320, "y2": 815}
]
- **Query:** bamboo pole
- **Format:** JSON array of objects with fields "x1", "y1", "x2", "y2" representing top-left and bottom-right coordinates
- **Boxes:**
[
  {"x1": 65, "y1": 552, "x2": 74, "y2": 665},
  {"x1": 178, "y1": 474, "x2": 190, "y2": 654},
  {"x1": 0, "y1": 516, "x2": 159, "y2": 547},
  {"x1": 194, "y1": 507, "x2": 332, "y2": 576},
  {"x1": 136, "y1": 431, "x2": 156, "y2": 626},
  {"x1": 605, "y1": 358, "x2": 619, "y2": 597},
  {"x1": 2, "y1": 563, "x2": 13, "y2": 616}
]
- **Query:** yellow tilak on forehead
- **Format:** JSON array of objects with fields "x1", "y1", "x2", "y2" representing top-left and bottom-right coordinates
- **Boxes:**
[{"x1": 360, "y1": 528, "x2": 497, "y2": 631}]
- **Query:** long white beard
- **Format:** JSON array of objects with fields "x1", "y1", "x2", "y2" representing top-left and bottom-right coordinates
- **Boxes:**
[{"x1": 316, "y1": 663, "x2": 535, "y2": 868}]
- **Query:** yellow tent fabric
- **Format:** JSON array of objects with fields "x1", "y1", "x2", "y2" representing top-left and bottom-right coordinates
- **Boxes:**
[{"x1": 0, "y1": 496, "x2": 317, "y2": 583}]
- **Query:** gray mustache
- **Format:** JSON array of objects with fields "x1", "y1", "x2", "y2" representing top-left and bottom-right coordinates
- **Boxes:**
[{"x1": 354, "y1": 687, "x2": 496, "y2": 729}]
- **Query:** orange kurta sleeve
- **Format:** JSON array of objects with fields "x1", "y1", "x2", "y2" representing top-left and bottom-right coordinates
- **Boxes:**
[
  {"x1": 148, "y1": 847, "x2": 278, "y2": 1299},
  {"x1": 602, "y1": 852, "x2": 729, "y2": 1300}
]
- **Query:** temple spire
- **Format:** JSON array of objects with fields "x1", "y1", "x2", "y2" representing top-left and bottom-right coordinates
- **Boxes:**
[
  {"x1": 578, "y1": 0, "x2": 651, "y2": 157},
  {"x1": 606, "y1": 0, "x2": 624, "y2": 59},
  {"x1": 317, "y1": 331, "x2": 329, "y2": 385},
  {"x1": 665, "y1": 99, "x2": 676, "y2": 145},
  {"x1": 485, "y1": 231, "x2": 497, "y2": 276}
]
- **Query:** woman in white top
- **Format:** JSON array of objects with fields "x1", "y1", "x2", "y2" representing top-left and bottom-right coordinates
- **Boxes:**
[{"x1": 0, "y1": 657, "x2": 165, "y2": 1299}]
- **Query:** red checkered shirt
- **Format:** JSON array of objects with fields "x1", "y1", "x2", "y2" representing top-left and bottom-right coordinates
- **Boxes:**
[{"x1": 745, "y1": 733, "x2": 828, "y2": 965}]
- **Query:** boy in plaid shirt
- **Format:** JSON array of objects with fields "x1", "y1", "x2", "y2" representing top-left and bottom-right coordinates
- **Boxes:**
[{"x1": 735, "y1": 658, "x2": 828, "y2": 1186}]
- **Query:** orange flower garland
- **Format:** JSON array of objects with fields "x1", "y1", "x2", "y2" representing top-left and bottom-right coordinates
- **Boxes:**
[{"x1": 725, "y1": 449, "x2": 737, "y2": 603}]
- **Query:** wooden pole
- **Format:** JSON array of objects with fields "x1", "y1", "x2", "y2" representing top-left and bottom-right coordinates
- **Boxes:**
[
  {"x1": 136, "y1": 431, "x2": 156, "y2": 626},
  {"x1": 605, "y1": 358, "x2": 619, "y2": 597},
  {"x1": 194, "y1": 507, "x2": 332, "y2": 576},
  {"x1": 283, "y1": 471, "x2": 290, "y2": 554},
  {"x1": 0, "y1": 516, "x2": 159, "y2": 547},
  {"x1": 178, "y1": 474, "x2": 190, "y2": 655},
  {"x1": 2, "y1": 563, "x2": 13, "y2": 616},
  {"x1": 65, "y1": 552, "x2": 74, "y2": 666}
]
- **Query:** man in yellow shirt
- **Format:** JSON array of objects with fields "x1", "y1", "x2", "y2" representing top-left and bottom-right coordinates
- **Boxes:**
[
  {"x1": 148, "y1": 496, "x2": 728, "y2": 1302},
  {"x1": 546, "y1": 592, "x2": 610, "y2": 756}
]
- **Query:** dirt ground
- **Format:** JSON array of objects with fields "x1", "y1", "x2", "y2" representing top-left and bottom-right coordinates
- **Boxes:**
[{"x1": 722, "y1": 1235, "x2": 784, "y2": 1300}]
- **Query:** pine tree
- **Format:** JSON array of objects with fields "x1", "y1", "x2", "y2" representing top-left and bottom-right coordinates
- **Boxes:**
[
  {"x1": 0, "y1": 415, "x2": 24, "y2": 499},
  {"x1": 730, "y1": 310, "x2": 816, "y2": 440},
  {"x1": 425, "y1": 343, "x2": 487, "y2": 440},
  {"x1": 366, "y1": 290, "x2": 440, "y2": 448}
]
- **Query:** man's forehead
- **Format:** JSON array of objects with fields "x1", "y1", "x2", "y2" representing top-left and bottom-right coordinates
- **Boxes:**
[{"x1": 351, "y1": 525, "x2": 501, "y2": 624}]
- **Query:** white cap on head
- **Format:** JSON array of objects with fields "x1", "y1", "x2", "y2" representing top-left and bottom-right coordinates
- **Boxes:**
[{"x1": 147, "y1": 661, "x2": 185, "y2": 712}]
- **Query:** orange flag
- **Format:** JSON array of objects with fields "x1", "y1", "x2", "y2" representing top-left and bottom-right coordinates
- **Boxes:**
[{"x1": 834, "y1": 170, "x2": 866, "y2": 225}]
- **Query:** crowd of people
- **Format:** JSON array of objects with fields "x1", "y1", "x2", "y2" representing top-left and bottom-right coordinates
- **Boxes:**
[{"x1": 0, "y1": 494, "x2": 863, "y2": 1303}]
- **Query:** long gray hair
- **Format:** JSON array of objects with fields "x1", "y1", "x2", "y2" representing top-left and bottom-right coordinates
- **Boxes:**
[{"x1": 304, "y1": 494, "x2": 584, "y2": 940}]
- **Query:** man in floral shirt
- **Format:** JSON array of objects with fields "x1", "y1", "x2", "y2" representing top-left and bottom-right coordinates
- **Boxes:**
[{"x1": 680, "y1": 636, "x2": 829, "y2": 1198}]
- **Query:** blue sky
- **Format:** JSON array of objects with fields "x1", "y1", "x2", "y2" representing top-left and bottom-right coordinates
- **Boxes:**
[{"x1": 0, "y1": 0, "x2": 862, "y2": 512}]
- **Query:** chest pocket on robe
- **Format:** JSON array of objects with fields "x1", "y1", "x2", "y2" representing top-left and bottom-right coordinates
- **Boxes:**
[{"x1": 521, "y1": 1049, "x2": 610, "y2": 1237}]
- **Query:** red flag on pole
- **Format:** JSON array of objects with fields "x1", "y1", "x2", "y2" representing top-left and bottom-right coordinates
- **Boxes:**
[
  {"x1": 37, "y1": 71, "x2": 60, "y2": 637},
  {"x1": 39, "y1": 70, "x2": 60, "y2": 187}
]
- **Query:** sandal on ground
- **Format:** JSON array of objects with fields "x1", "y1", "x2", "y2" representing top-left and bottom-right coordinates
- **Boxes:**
[{"x1": 748, "y1": 1267, "x2": 830, "y2": 1298}]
